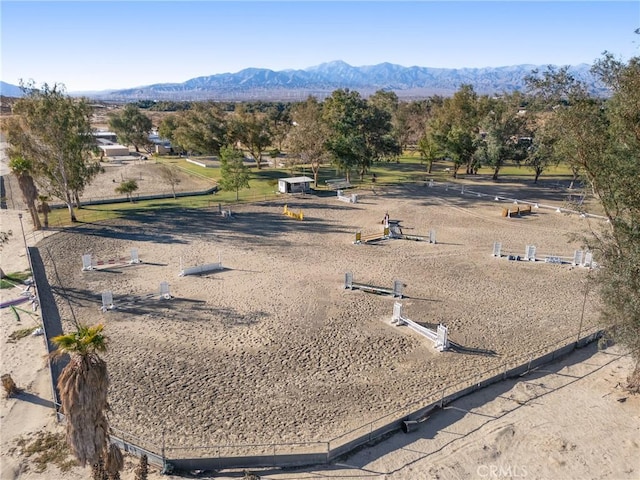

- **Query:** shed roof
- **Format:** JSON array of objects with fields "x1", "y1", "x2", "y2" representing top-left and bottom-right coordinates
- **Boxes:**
[{"x1": 279, "y1": 177, "x2": 314, "y2": 184}]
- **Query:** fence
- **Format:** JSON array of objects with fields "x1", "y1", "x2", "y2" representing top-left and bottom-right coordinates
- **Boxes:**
[
  {"x1": 36, "y1": 192, "x2": 282, "y2": 231},
  {"x1": 40, "y1": 327, "x2": 603, "y2": 473},
  {"x1": 421, "y1": 179, "x2": 609, "y2": 221},
  {"x1": 25, "y1": 203, "x2": 607, "y2": 473},
  {"x1": 33, "y1": 237, "x2": 603, "y2": 471},
  {"x1": 112, "y1": 328, "x2": 602, "y2": 472}
]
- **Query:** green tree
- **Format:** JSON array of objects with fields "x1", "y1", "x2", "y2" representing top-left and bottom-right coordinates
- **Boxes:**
[
  {"x1": 5, "y1": 82, "x2": 99, "y2": 222},
  {"x1": 587, "y1": 54, "x2": 640, "y2": 391},
  {"x1": 218, "y1": 146, "x2": 250, "y2": 201},
  {"x1": 266, "y1": 103, "x2": 292, "y2": 152},
  {"x1": 322, "y1": 89, "x2": 367, "y2": 181},
  {"x1": 158, "y1": 102, "x2": 226, "y2": 156},
  {"x1": 527, "y1": 54, "x2": 640, "y2": 391},
  {"x1": 395, "y1": 99, "x2": 437, "y2": 154},
  {"x1": 322, "y1": 89, "x2": 399, "y2": 181},
  {"x1": 524, "y1": 118, "x2": 559, "y2": 183},
  {"x1": 417, "y1": 131, "x2": 441, "y2": 174},
  {"x1": 8, "y1": 156, "x2": 41, "y2": 229},
  {"x1": 115, "y1": 179, "x2": 139, "y2": 202},
  {"x1": 427, "y1": 85, "x2": 480, "y2": 177},
  {"x1": 108, "y1": 104, "x2": 152, "y2": 153},
  {"x1": 228, "y1": 107, "x2": 273, "y2": 169},
  {"x1": 51, "y1": 323, "x2": 122, "y2": 476},
  {"x1": 368, "y1": 90, "x2": 401, "y2": 159},
  {"x1": 362, "y1": 93, "x2": 402, "y2": 167},
  {"x1": 158, "y1": 164, "x2": 181, "y2": 199},
  {"x1": 477, "y1": 94, "x2": 529, "y2": 180},
  {"x1": 525, "y1": 66, "x2": 602, "y2": 189},
  {"x1": 157, "y1": 115, "x2": 182, "y2": 154},
  {"x1": 554, "y1": 97, "x2": 607, "y2": 192},
  {"x1": 287, "y1": 96, "x2": 329, "y2": 187}
]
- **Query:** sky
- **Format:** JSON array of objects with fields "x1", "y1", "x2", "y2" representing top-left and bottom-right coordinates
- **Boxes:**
[{"x1": 1, "y1": 1, "x2": 638, "y2": 92}]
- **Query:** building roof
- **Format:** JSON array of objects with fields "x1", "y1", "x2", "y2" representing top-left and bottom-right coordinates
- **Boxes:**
[
  {"x1": 98, "y1": 144, "x2": 129, "y2": 151},
  {"x1": 279, "y1": 176, "x2": 314, "y2": 184}
]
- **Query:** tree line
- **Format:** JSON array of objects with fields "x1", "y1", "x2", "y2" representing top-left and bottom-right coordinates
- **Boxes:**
[{"x1": 5, "y1": 65, "x2": 619, "y2": 227}]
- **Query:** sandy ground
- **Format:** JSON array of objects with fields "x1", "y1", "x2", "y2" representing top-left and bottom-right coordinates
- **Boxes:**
[{"x1": 1, "y1": 177, "x2": 639, "y2": 479}]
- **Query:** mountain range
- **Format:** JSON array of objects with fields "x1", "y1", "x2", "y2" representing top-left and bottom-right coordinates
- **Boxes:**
[
  {"x1": 1, "y1": 61, "x2": 603, "y2": 102},
  {"x1": 0, "y1": 81, "x2": 24, "y2": 98}
]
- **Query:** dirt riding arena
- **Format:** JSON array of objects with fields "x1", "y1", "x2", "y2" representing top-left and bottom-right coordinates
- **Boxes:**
[{"x1": 36, "y1": 179, "x2": 604, "y2": 455}]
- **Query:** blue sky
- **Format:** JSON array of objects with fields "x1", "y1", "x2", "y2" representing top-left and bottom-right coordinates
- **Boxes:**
[{"x1": 1, "y1": 1, "x2": 638, "y2": 92}]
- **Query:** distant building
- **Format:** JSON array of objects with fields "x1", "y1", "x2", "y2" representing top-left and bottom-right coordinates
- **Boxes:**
[
  {"x1": 278, "y1": 176, "x2": 313, "y2": 194},
  {"x1": 148, "y1": 131, "x2": 172, "y2": 155},
  {"x1": 93, "y1": 131, "x2": 130, "y2": 157},
  {"x1": 93, "y1": 131, "x2": 118, "y2": 143},
  {"x1": 93, "y1": 130, "x2": 172, "y2": 157},
  {"x1": 99, "y1": 144, "x2": 130, "y2": 157}
]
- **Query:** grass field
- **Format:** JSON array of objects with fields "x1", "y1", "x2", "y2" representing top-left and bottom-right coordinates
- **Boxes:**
[{"x1": 44, "y1": 154, "x2": 579, "y2": 228}]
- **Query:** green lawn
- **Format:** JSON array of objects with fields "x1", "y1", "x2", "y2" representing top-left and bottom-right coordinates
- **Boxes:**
[{"x1": 44, "y1": 154, "x2": 578, "y2": 228}]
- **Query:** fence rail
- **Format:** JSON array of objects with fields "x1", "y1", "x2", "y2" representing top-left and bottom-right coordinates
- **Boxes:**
[
  {"x1": 78, "y1": 324, "x2": 606, "y2": 471},
  {"x1": 25, "y1": 193, "x2": 283, "y2": 232}
]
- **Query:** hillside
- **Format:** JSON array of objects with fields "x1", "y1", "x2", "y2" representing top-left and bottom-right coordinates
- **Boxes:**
[{"x1": 1, "y1": 61, "x2": 605, "y2": 102}]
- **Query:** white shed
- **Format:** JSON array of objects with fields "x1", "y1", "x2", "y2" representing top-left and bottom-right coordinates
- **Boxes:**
[{"x1": 278, "y1": 176, "x2": 314, "y2": 194}]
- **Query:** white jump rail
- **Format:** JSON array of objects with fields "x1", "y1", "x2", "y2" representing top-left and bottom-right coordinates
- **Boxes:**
[
  {"x1": 388, "y1": 224, "x2": 436, "y2": 244},
  {"x1": 82, "y1": 249, "x2": 141, "y2": 271},
  {"x1": 100, "y1": 282, "x2": 172, "y2": 312},
  {"x1": 344, "y1": 272, "x2": 404, "y2": 298},
  {"x1": 337, "y1": 190, "x2": 358, "y2": 204},
  {"x1": 391, "y1": 302, "x2": 449, "y2": 351},
  {"x1": 179, "y1": 253, "x2": 224, "y2": 277},
  {"x1": 101, "y1": 291, "x2": 115, "y2": 313},
  {"x1": 492, "y1": 242, "x2": 594, "y2": 268},
  {"x1": 217, "y1": 204, "x2": 233, "y2": 218}
]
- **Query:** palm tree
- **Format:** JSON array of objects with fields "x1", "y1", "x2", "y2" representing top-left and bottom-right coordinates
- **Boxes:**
[
  {"x1": 51, "y1": 323, "x2": 117, "y2": 470},
  {"x1": 9, "y1": 156, "x2": 42, "y2": 230}
]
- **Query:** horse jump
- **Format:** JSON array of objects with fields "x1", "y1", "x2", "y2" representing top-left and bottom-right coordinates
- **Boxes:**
[
  {"x1": 217, "y1": 204, "x2": 233, "y2": 218},
  {"x1": 354, "y1": 226, "x2": 390, "y2": 244},
  {"x1": 492, "y1": 242, "x2": 594, "y2": 267},
  {"x1": 355, "y1": 214, "x2": 391, "y2": 244},
  {"x1": 344, "y1": 272, "x2": 404, "y2": 298},
  {"x1": 501, "y1": 204, "x2": 533, "y2": 218},
  {"x1": 82, "y1": 249, "x2": 141, "y2": 271},
  {"x1": 337, "y1": 190, "x2": 358, "y2": 204},
  {"x1": 391, "y1": 302, "x2": 449, "y2": 351},
  {"x1": 283, "y1": 204, "x2": 304, "y2": 220},
  {"x1": 388, "y1": 224, "x2": 436, "y2": 244},
  {"x1": 100, "y1": 282, "x2": 172, "y2": 312},
  {"x1": 179, "y1": 254, "x2": 224, "y2": 276}
]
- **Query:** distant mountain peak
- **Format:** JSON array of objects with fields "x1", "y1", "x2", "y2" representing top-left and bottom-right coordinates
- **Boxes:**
[
  {"x1": 2, "y1": 61, "x2": 603, "y2": 101},
  {"x1": 306, "y1": 60, "x2": 353, "y2": 70}
]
